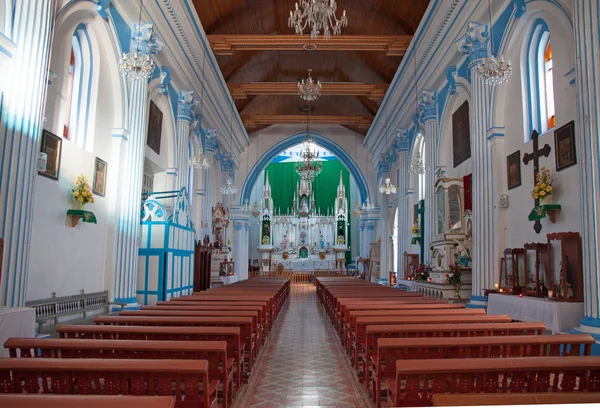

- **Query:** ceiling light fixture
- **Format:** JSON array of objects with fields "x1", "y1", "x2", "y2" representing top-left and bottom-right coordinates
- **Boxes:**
[
  {"x1": 190, "y1": 45, "x2": 211, "y2": 169},
  {"x1": 289, "y1": 0, "x2": 348, "y2": 40},
  {"x1": 296, "y1": 106, "x2": 322, "y2": 182},
  {"x1": 476, "y1": 0, "x2": 512, "y2": 85},
  {"x1": 220, "y1": 100, "x2": 238, "y2": 196},
  {"x1": 379, "y1": 93, "x2": 396, "y2": 195},
  {"x1": 119, "y1": 0, "x2": 154, "y2": 80},
  {"x1": 298, "y1": 69, "x2": 322, "y2": 101}
]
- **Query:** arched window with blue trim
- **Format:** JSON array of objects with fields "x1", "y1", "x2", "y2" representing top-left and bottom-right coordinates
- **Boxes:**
[
  {"x1": 524, "y1": 19, "x2": 556, "y2": 140},
  {"x1": 63, "y1": 24, "x2": 97, "y2": 152}
]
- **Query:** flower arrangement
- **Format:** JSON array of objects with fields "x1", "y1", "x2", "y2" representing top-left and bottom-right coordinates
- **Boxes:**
[
  {"x1": 414, "y1": 263, "x2": 432, "y2": 281},
  {"x1": 72, "y1": 175, "x2": 94, "y2": 207},
  {"x1": 412, "y1": 222, "x2": 420, "y2": 236},
  {"x1": 532, "y1": 166, "x2": 553, "y2": 200},
  {"x1": 446, "y1": 263, "x2": 463, "y2": 286}
]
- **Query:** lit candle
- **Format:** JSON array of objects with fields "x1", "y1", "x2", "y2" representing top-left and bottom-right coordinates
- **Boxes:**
[
  {"x1": 495, "y1": 284, "x2": 499, "y2": 289},
  {"x1": 499, "y1": 289, "x2": 503, "y2": 292}
]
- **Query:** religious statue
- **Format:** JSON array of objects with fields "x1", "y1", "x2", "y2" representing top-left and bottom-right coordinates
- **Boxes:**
[
  {"x1": 300, "y1": 196, "x2": 309, "y2": 214},
  {"x1": 282, "y1": 232, "x2": 289, "y2": 250},
  {"x1": 320, "y1": 232, "x2": 325, "y2": 249}
]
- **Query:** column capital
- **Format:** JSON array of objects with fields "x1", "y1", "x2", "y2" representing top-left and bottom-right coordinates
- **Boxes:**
[
  {"x1": 418, "y1": 90, "x2": 437, "y2": 122},
  {"x1": 456, "y1": 22, "x2": 489, "y2": 67},
  {"x1": 158, "y1": 66, "x2": 171, "y2": 95},
  {"x1": 367, "y1": 221, "x2": 376, "y2": 231},
  {"x1": 134, "y1": 23, "x2": 164, "y2": 55},
  {"x1": 178, "y1": 90, "x2": 196, "y2": 122},
  {"x1": 244, "y1": 222, "x2": 251, "y2": 231},
  {"x1": 359, "y1": 222, "x2": 365, "y2": 231},
  {"x1": 234, "y1": 221, "x2": 244, "y2": 231}
]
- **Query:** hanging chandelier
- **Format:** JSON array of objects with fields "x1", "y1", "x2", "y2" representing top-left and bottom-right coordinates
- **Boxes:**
[
  {"x1": 361, "y1": 197, "x2": 374, "y2": 212},
  {"x1": 119, "y1": 0, "x2": 154, "y2": 80},
  {"x1": 476, "y1": 0, "x2": 512, "y2": 86},
  {"x1": 352, "y1": 201, "x2": 363, "y2": 217},
  {"x1": 379, "y1": 178, "x2": 397, "y2": 195},
  {"x1": 189, "y1": 151, "x2": 211, "y2": 169},
  {"x1": 220, "y1": 177, "x2": 238, "y2": 195},
  {"x1": 410, "y1": 152, "x2": 428, "y2": 174},
  {"x1": 298, "y1": 69, "x2": 322, "y2": 101},
  {"x1": 289, "y1": 0, "x2": 348, "y2": 40},
  {"x1": 296, "y1": 139, "x2": 323, "y2": 182}
]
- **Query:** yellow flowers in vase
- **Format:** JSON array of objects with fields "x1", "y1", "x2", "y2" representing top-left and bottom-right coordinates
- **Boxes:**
[
  {"x1": 72, "y1": 174, "x2": 94, "y2": 208},
  {"x1": 412, "y1": 222, "x2": 420, "y2": 236},
  {"x1": 532, "y1": 166, "x2": 553, "y2": 204}
]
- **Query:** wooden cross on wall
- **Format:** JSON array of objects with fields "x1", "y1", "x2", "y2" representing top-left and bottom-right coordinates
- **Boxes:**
[{"x1": 523, "y1": 130, "x2": 551, "y2": 234}]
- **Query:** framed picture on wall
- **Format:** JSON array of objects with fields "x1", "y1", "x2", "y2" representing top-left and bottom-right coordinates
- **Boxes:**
[
  {"x1": 39, "y1": 129, "x2": 62, "y2": 180},
  {"x1": 147, "y1": 101, "x2": 163, "y2": 155},
  {"x1": 554, "y1": 120, "x2": 577, "y2": 171},
  {"x1": 507, "y1": 150, "x2": 521, "y2": 190},
  {"x1": 93, "y1": 157, "x2": 107, "y2": 197}
]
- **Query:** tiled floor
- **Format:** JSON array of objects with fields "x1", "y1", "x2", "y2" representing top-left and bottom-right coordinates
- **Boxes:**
[{"x1": 233, "y1": 284, "x2": 373, "y2": 408}]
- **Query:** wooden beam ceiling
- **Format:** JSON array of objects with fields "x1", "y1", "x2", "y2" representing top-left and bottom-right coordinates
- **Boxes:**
[
  {"x1": 242, "y1": 115, "x2": 373, "y2": 129},
  {"x1": 208, "y1": 35, "x2": 412, "y2": 56},
  {"x1": 229, "y1": 83, "x2": 388, "y2": 100}
]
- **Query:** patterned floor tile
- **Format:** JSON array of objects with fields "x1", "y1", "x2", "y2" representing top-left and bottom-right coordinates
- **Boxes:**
[{"x1": 233, "y1": 284, "x2": 373, "y2": 408}]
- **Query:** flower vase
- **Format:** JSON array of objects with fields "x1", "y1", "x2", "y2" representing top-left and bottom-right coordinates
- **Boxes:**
[
  {"x1": 74, "y1": 201, "x2": 85, "y2": 211},
  {"x1": 539, "y1": 195, "x2": 552, "y2": 206},
  {"x1": 454, "y1": 283, "x2": 462, "y2": 300}
]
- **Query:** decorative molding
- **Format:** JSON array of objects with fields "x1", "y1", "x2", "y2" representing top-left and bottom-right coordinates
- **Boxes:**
[
  {"x1": 242, "y1": 115, "x2": 372, "y2": 129},
  {"x1": 158, "y1": 66, "x2": 171, "y2": 95},
  {"x1": 112, "y1": 128, "x2": 130, "y2": 141},
  {"x1": 418, "y1": 90, "x2": 437, "y2": 122},
  {"x1": 229, "y1": 82, "x2": 388, "y2": 100},
  {"x1": 96, "y1": 0, "x2": 112, "y2": 19},
  {"x1": 208, "y1": 34, "x2": 412, "y2": 56},
  {"x1": 178, "y1": 90, "x2": 196, "y2": 122},
  {"x1": 134, "y1": 23, "x2": 164, "y2": 55},
  {"x1": 446, "y1": 66, "x2": 457, "y2": 95},
  {"x1": 511, "y1": 0, "x2": 527, "y2": 18},
  {"x1": 456, "y1": 22, "x2": 490, "y2": 66}
]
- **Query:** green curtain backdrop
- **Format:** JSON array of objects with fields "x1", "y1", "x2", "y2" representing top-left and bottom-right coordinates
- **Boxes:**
[{"x1": 264, "y1": 161, "x2": 352, "y2": 263}]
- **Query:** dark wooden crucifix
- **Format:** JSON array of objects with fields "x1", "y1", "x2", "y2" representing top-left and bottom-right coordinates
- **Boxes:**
[{"x1": 523, "y1": 130, "x2": 551, "y2": 234}]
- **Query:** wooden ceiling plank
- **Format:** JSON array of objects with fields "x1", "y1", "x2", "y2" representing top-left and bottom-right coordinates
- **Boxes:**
[
  {"x1": 208, "y1": 35, "x2": 412, "y2": 56},
  {"x1": 242, "y1": 115, "x2": 373, "y2": 129},
  {"x1": 228, "y1": 83, "x2": 389, "y2": 99}
]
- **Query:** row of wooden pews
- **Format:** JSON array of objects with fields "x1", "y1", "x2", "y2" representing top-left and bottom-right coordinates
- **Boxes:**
[
  {"x1": 316, "y1": 276, "x2": 600, "y2": 407},
  {"x1": 1, "y1": 277, "x2": 290, "y2": 408}
]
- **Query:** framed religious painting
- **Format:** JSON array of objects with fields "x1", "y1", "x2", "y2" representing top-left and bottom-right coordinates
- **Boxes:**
[
  {"x1": 147, "y1": 101, "x2": 163, "y2": 155},
  {"x1": 93, "y1": 157, "x2": 107, "y2": 197},
  {"x1": 554, "y1": 120, "x2": 576, "y2": 171},
  {"x1": 507, "y1": 150, "x2": 521, "y2": 190},
  {"x1": 452, "y1": 101, "x2": 471, "y2": 168},
  {"x1": 39, "y1": 129, "x2": 62, "y2": 180}
]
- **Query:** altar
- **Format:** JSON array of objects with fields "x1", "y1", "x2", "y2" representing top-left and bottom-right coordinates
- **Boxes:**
[
  {"x1": 487, "y1": 293, "x2": 584, "y2": 334},
  {"x1": 273, "y1": 257, "x2": 335, "y2": 271}
]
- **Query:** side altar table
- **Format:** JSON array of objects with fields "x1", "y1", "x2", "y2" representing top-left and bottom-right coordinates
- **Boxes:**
[{"x1": 487, "y1": 293, "x2": 583, "y2": 334}]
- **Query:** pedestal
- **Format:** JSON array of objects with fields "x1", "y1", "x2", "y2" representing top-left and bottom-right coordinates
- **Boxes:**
[
  {"x1": 414, "y1": 281, "x2": 472, "y2": 300},
  {"x1": 211, "y1": 251, "x2": 228, "y2": 288},
  {"x1": 259, "y1": 245, "x2": 273, "y2": 272},
  {"x1": 220, "y1": 275, "x2": 239, "y2": 286}
]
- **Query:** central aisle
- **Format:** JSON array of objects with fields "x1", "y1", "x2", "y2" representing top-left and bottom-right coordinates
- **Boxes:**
[{"x1": 233, "y1": 284, "x2": 373, "y2": 408}]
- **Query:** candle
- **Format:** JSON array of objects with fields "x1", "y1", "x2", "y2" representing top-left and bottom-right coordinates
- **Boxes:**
[
  {"x1": 495, "y1": 284, "x2": 499, "y2": 289},
  {"x1": 499, "y1": 289, "x2": 503, "y2": 292}
]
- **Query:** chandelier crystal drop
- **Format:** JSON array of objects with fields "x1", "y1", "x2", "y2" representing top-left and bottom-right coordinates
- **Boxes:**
[
  {"x1": 410, "y1": 152, "x2": 428, "y2": 175},
  {"x1": 295, "y1": 140, "x2": 323, "y2": 182},
  {"x1": 298, "y1": 69, "x2": 322, "y2": 101},
  {"x1": 379, "y1": 178, "x2": 397, "y2": 195},
  {"x1": 289, "y1": 0, "x2": 348, "y2": 40},
  {"x1": 476, "y1": 54, "x2": 512, "y2": 85},
  {"x1": 220, "y1": 177, "x2": 238, "y2": 195}
]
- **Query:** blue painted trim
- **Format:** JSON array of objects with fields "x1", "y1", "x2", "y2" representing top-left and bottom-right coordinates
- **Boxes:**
[
  {"x1": 580, "y1": 317, "x2": 600, "y2": 329},
  {"x1": 470, "y1": 296, "x2": 488, "y2": 302},
  {"x1": 466, "y1": 303, "x2": 487, "y2": 309},
  {"x1": 240, "y1": 131, "x2": 369, "y2": 204},
  {"x1": 114, "y1": 296, "x2": 138, "y2": 304}
]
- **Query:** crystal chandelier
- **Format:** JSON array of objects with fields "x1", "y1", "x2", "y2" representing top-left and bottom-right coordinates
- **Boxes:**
[
  {"x1": 361, "y1": 197, "x2": 374, "y2": 212},
  {"x1": 119, "y1": 1, "x2": 154, "y2": 80},
  {"x1": 289, "y1": 0, "x2": 348, "y2": 40},
  {"x1": 352, "y1": 201, "x2": 363, "y2": 217},
  {"x1": 379, "y1": 178, "x2": 397, "y2": 195},
  {"x1": 296, "y1": 139, "x2": 323, "y2": 182},
  {"x1": 476, "y1": 55, "x2": 512, "y2": 85},
  {"x1": 190, "y1": 39, "x2": 211, "y2": 170},
  {"x1": 298, "y1": 69, "x2": 322, "y2": 101},
  {"x1": 476, "y1": 0, "x2": 512, "y2": 86},
  {"x1": 189, "y1": 151, "x2": 211, "y2": 169},
  {"x1": 220, "y1": 177, "x2": 238, "y2": 195},
  {"x1": 410, "y1": 152, "x2": 428, "y2": 174}
]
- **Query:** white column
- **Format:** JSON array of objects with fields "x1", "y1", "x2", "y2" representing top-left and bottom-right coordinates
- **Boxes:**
[
  {"x1": 571, "y1": 0, "x2": 600, "y2": 350},
  {"x1": 112, "y1": 23, "x2": 162, "y2": 307},
  {"x1": 419, "y1": 90, "x2": 437, "y2": 263},
  {"x1": 457, "y1": 22, "x2": 493, "y2": 307},
  {"x1": 378, "y1": 195, "x2": 390, "y2": 282},
  {"x1": 175, "y1": 91, "x2": 195, "y2": 190},
  {"x1": 358, "y1": 221, "x2": 365, "y2": 257},
  {"x1": 233, "y1": 221, "x2": 244, "y2": 278},
  {"x1": 395, "y1": 144, "x2": 410, "y2": 277},
  {"x1": 0, "y1": 0, "x2": 55, "y2": 307},
  {"x1": 242, "y1": 221, "x2": 250, "y2": 280}
]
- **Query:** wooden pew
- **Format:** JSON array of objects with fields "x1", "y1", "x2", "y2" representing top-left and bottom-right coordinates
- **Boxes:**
[
  {"x1": 94, "y1": 315, "x2": 256, "y2": 374},
  {"x1": 0, "y1": 395, "x2": 176, "y2": 408},
  {"x1": 387, "y1": 356, "x2": 600, "y2": 407},
  {"x1": 352, "y1": 314, "x2": 513, "y2": 370},
  {"x1": 172, "y1": 295, "x2": 277, "y2": 321},
  {"x1": 4, "y1": 338, "x2": 234, "y2": 408},
  {"x1": 372, "y1": 334, "x2": 594, "y2": 408},
  {"x1": 0, "y1": 358, "x2": 217, "y2": 408},
  {"x1": 362, "y1": 321, "x2": 547, "y2": 393},
  {"x1": 432, "y1": 392, "x2": 600, "y2": 406},
  {"x1": 349, "y1": 309, "x2": 487, "y2": 363},
  {"x1": 57, "y1": 324, "x2": 245, "y2": 388}
]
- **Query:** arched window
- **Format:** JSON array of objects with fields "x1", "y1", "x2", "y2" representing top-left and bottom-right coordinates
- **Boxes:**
[
  {"x1": 524, "y1": 20, "x2": 555, "y2": 140},
  {"x1": 63, "y1": 24, "x2": 97, "y2": 152}
]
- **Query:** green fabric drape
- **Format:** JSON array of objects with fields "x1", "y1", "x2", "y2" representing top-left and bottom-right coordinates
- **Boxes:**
[{"x1": 264, "y1": 161, "x2": 352, "y2": 263}]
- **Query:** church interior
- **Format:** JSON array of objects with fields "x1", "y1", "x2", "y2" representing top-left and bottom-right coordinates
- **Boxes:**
[{"x1": 1, "y1": 0, "x2": 600, "y2": 407}]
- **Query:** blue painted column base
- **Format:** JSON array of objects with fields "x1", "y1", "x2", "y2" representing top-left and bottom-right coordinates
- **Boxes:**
[
  {"x1": 467, "y1": 295, "x2": 488, "y2": 310},
  {"x1": 112, "y1": 296, "x2": 141, "y2": 312},
  {"x1": 378, "y1": 278, "x2": 389, "y2": 286},
  {"x1": 571, "y1": 317, "x2": 600, "y2": 355}
]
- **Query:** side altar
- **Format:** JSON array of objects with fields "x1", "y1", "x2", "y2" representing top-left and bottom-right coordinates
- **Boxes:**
[{"x1": 258, "y1": 171, "x2": 348, "y2": 271}]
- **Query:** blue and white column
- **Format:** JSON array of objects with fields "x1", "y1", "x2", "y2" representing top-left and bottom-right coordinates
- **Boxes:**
[
  {"x1": 570, "y1": 0, "x2": 600, "y2": 352},
  {"x1": 395, "y1": 132, "x2": 411, "y2": 277},
  {"x1": 233, "y1": 221, "x2": 244, "y2": 279},
  {"x1": 175, "y1": 91, "x2": 196, "y2": 190},
  {"x1": 457, "y1": 22, "x2": 493, "y2": 308},
  {"x1": 242, "y1": 221, "x2": 250, "y2": 280},
  {"x1": 359, "y1": 221, "x2": 365, "y2": 258},
  {"x1": 419, "y1": 90, "x2": 437, "y2": 262},
  {"x1": 113, "y1": 23, "x2": 163, "y2": 308},
  {"x1": 0, "y1": 0, "x2": 55, "y2": 307},
  {"x1": 378, "y1": 160, "x2": 391, "y2": 283}
]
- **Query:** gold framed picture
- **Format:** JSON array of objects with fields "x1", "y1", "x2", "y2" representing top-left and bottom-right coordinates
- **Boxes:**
[
  {"x1": 93, "y1": 157, "x2": 107, "y2": 197},
  {"x1": 39, "y1": 130, "x2": 62, "y2": 180}
]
